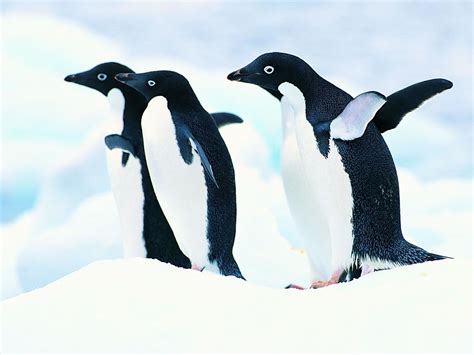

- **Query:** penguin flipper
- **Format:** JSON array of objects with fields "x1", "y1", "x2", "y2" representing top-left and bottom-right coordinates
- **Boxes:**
[
  {"x1": 181, "y1": 127, "x2": 219, "y2": 188},
  {"x1": 374, "y1": 79, "x2": 453, "y2": 133},
  {"x1": 329, "y1": 91, "x2": 387, "y2": 140},
  {"x1": 104, "y1": 134, "x2": 137, "y2": 157},
  {"x1": 211, "y1": 112, "x2": 244, "y2": 128}
]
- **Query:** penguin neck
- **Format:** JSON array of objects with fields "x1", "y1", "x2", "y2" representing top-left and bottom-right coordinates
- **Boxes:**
[
  {"x1": 278, "y1": 72, "x2": 352, "y2": 123},
  {"x1": 280, "y1": 95, "x2": 296, "y2": 137},
  {"x1": 107, "y1": 87, "x2": 146, "y2": 141},
  {"x1": 107, "y1": 88, "x2": 125, "y2": 123},
  {"x1": 163, "y1": 87, "x2": 206, "y2": 116}
]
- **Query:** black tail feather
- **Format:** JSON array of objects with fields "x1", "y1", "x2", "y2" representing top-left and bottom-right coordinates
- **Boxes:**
[
  {"x1": 372, "y1": 239, "x2": 451, "y2": 266},
  {"x1": 345, "y1": 239, "x2": 450, "y2": 283},
  {"x1": 218, "y1": 256, "x2": 245, "y2": 280}
]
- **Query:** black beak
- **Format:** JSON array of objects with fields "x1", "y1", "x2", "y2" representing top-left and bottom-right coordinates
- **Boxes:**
[
  {"x1": 227, "y1": 69, "x2": 247, "y2": 82},
  {"x1": 115, "y1": 73, "x2": 134, "y2": 83},
  {"x1": 64, "y1": 74, "x2": 76, "y2": 82}
]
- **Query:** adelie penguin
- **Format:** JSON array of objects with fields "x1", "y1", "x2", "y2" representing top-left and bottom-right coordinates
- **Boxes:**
[
  {"x1": 64, "y1": 62, "x2": 243, "y2": 268},
  {"x1": 116, "y1": 70, "x2": 244, "y2": 279},
  {"x1": 228, "y1": 52, "x2": 451, "y2": 287},
  {"x1": 245, "y1": 66, "x2": 452, "y2": 284}
]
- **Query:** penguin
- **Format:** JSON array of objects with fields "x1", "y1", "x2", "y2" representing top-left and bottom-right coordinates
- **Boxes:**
[
  {"x1": 116, "y1": 70, "x2": 244, "y2": 279},
  {"x1": 65, "y1": 62, "x2": 243, "y2": 268},
  {"x1": 251, "y1": 77, "x2": 452, "y2": 283},
  {"x1": 228, "y1": 52, "x2": 450, "y2": 287}
]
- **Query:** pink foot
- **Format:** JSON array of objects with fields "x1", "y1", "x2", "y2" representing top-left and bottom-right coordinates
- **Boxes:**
[
  {"x1": 285, "y1": 284, "x2": 305, "y2": 290},
  {"x1": 191, "y1": 263, "x2": 205, "y2": 271},
  {"x1": 310, "y1": 269, "x2": 343, "y2": 289},
  {"x1": 361, "y1": 265, "x2": 374, "y2": 276}
]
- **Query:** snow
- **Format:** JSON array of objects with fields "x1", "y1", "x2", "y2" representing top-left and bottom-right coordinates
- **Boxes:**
[{"x1": 1, "y1": 258, "x2": 471, "y2": 353}]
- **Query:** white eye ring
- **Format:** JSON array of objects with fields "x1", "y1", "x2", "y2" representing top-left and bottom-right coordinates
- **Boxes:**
[
  {"x1": 264, "y1": 66, "x2": 274, "y2": 74},
  {"x1": 97, "y1": 73, "x2": 107, "y2": 81},
  {"x1": 148, "y1": 80, "x2": 156, "y2": 87}
]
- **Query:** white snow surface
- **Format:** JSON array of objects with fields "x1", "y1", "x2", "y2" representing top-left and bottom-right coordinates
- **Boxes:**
[{"x1": 1, "y1": 258, "x2": 471, "y2": 353}]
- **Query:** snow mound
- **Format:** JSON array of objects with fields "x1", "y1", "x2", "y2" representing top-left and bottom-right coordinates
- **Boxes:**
[{"x1": 2, "y1": 258, "x2": 471, "y2": 353}]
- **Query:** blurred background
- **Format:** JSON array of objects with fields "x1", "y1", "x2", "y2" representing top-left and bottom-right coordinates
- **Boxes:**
[{"x1": 1, "y1": 1, "x2": 472, "y2": 299}]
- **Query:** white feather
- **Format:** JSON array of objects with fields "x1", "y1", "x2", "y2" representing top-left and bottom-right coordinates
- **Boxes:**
[
  {"x1": 106, "y1": 88, "x2": 146, "y2": 258},
  {"x1": 280, "y1": 96, "x2": 332, "y2": 280},
  {"x1": 141, "y1": 96, "x2": 213, "y2": 270},
  {"x1": 279, "y1": 82, "x2": 355, "y2": 276},
  {"x1": 356, "y1": 256, "x2": 404, "y2": 270},
  {"x1": 330, "y1": 92, "x2": 386, "y2": 140}
]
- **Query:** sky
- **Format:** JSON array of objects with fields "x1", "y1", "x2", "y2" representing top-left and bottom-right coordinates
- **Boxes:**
[
  {"x1": 0, "y1": 1, "x2": 472, "y2": 299},
  {"x1": 1, "y1": 1, "x2": 472, "y2": 222}
]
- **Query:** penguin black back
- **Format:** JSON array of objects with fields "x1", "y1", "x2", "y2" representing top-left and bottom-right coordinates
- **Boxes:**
[
  {"x1": 174, "y1": 108, "x2": 242, "y2": 277},
  {"x1": 336, "y1": 123, "x2": 447, "y2": 266}
]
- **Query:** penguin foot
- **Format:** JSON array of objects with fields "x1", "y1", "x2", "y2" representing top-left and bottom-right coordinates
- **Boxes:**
[
  {"x1": 310, "y1": 280, "x2": 336, "y2": 289},
  {"x1": 191, "y1": 263, "x2": 205, "y2": 272},
  {"x1": 310, "y1": 270, "x2": 342, "y2": 289}
]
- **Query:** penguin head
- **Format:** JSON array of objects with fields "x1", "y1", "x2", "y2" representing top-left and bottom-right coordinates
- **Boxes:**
[
  {"x1": 65, "y1": 62, "x2": 135, "y2": 96},
  {"x1": 227, "y1": 52, "x2": 315, "y2": 93},
  {"x1": 115, "y1": 70, "x2": 191, "y2": 102}
]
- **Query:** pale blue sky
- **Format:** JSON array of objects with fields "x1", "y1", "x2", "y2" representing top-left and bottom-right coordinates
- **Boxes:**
[{"x1": 1, "y1": 1, "x2": 472, "y2": 222}]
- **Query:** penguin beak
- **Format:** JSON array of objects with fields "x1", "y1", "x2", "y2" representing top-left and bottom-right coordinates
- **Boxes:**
[
  {"x1": 64, "y1": 74, "x2": 76, "y2": 82},
  {"x1": 64, "y1": 72, "x2": 88, "y2": 85},
  {"x1": 227, "y1": 69, "x2": 244, "y2": 81},
  {"x1": 115, "y1": 73, "x2": 134, "y2": 83},
  {"x1": 115, "y1": 73, "x2": 147, "y2": 98},
  {"x1": 227, "y1": 68, "x2": 254, "y2": 82}
]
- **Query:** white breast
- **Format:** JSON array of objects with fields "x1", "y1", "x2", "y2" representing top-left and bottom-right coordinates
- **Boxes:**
[
  {"x1": 141, "y1": 97, "x2": 211, "y2": 269},
  {"x1": 279, "y1": 82, "x2": 354, "y2": 275},
  {"x1": 280, "y1": 97, "x2": 332, "y2": 280},
  {"x1": 106, "y1": 88, "x2": 146, "y2": 258}
]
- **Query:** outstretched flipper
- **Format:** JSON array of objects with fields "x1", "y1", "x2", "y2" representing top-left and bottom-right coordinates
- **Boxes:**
[
  {"x1": 328, "y1": 91, "x2": 387, "y2": 140},
  {"x1": 179, "y1": 126, "x2": 219, "y2": 188},
  {"x1": 211, "y1": 112, "x2": 244, "y2": 128},
  {"x1": 374, "y1": 78, "x2": 453, "y2": 133},
  {"x1": 104, "y1": 134, "x2": 137, "y2": 167}
]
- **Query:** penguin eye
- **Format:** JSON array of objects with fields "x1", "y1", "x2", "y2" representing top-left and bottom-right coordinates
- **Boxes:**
[
  {"x1": 148, "y1": 80, "x2": 156, "y2": 87},
  {"x1": 264, "y1": 66, "x2": 274, "y2": 74},
  {"x1": 97, "y1": 73, "x2": 107, "y2": 81}
]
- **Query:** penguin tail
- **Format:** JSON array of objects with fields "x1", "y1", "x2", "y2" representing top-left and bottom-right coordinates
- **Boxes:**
[
  {"x1": 218, "y1": 256, "x2": 246, "y2": 280},
  {"x1": 355, "y1": 238, "x2": 451, "y2": 271},
  {"x1": 223, "y1": 268, "x2": 246, "y2": 281},
  {"x1": 385, "y1": 239, "x2": 451, "y2": 267},
  {"x1": 423, "y1": 251, "x2": 451, "y2": 262}
]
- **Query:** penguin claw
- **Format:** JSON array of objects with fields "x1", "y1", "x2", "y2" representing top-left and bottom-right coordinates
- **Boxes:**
[{"x1": 285, "y1": 284, "x2": 305, "y2": 290}]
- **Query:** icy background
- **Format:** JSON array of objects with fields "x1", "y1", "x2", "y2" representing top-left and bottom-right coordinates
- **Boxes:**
[
  {"x1": 1, "y1": 2, "x2": 472, "y2": 299},
  {"x1": 3, "y1": 258, "x2": 471, "y2": 352}
]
